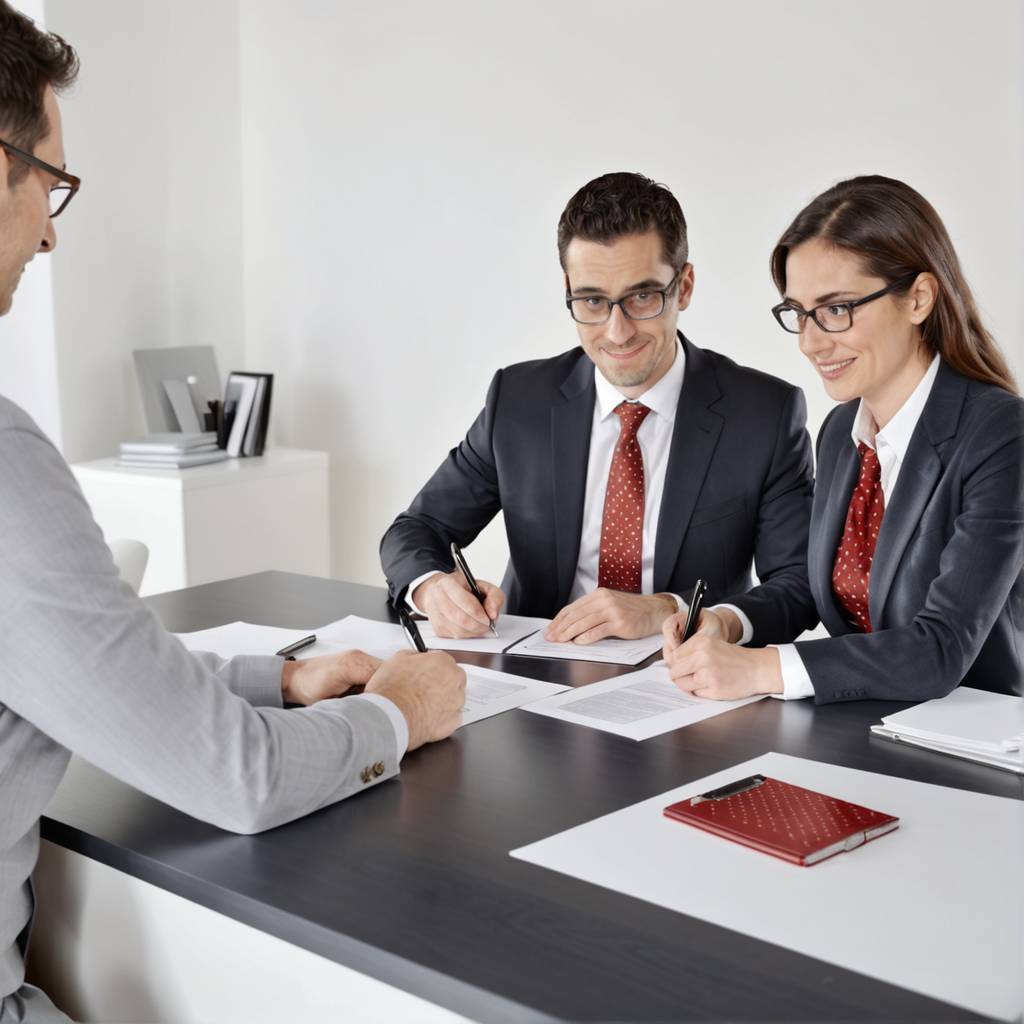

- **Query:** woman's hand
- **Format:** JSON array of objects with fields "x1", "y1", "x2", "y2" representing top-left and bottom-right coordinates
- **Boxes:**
[
  {"x1": 662, "y1": 606, "x2": 740, "y2": 659},
  {"x1": 281, "y1": 649, "x2": 383, "y2": 705},
  {"x1": 665, "y1": 633, "x2": 784, "y2": 701}
]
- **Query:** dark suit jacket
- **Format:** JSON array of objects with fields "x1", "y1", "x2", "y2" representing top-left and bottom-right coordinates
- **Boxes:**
[
  {"x1": 797, "y1": 359, "x2": 1024, "y2": 702},
  {"x1": 381, "y1": 334, "x2": 818, "y2": 643}
]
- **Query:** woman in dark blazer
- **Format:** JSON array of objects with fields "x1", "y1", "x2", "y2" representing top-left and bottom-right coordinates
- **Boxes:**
[{"x1": 663, "y1": 175, "x2": 1023, "y2": 704}]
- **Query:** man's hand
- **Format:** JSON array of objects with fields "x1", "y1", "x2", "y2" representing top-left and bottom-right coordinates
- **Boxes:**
[
  {"x1": 412, "y1": 571, "x2": 505, "y2": 639},
  {"x1": 662, "y1": 607, "x2": 742, "y2": 661},
  {"x1": 365, "y1": 649, "x2": 467, "y2": 750},
  {"x1": 665, "y1": 633, "x2": 783, "y2": 701},
  {"x1": 543, "y1": 589, "x2": 678, "y2": 645},
  {"x1": 281, "y1": 649, "x2": 382, "y2": 706}
]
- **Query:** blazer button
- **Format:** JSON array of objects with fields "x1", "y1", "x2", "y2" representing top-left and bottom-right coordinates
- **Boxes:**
[
  {"x1": 359, "y1": 765, "x2": 373, "y2": 784},
  {"x1": 372, "y1": 761, "x2": 386, "y2": 778}
]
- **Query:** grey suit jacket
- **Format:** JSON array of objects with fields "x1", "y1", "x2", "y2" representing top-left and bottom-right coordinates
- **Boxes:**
[
  {"x1": 796, "y1": 360, "x2": 1024, "y2": 702},
  {"x1": 0, "y1": 396, "x2": 399, "y2": 1000},
  {"x1": 381, "y1": 335, "x2": 819, "y2": 644}
]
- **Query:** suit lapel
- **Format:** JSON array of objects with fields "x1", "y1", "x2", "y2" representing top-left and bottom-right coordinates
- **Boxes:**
[
  {"x1": 552, "y1": 354, "x2": 596, "y2": 605},
  {"x1": 654, "y1": 336, "x2": 724, "y2": 593},
  {"x1": 868, "y1": 361, "x2": 965, "y2": 627},
  {"x1": 810, "y1": 419, "x2": 860, "y2": 635}
]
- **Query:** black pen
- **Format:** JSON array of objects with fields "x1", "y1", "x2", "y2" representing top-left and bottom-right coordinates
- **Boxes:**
[
  {"x1": 450, "y1": 541, "x2": 500, "y2": 638},
  {"x1": 680, "y1": 579, "x2": 708, "y2": 644},
  {"x1": 275, "y1": 634, "x2": 317, "y2": 660},
  {"x1": 398, "y1": 606, "x2": 428, "y2": 653}
]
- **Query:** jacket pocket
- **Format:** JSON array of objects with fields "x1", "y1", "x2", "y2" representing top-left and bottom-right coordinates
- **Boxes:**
[{"x1": 689, "y1": 495, "x2": 747, "y2": 528}]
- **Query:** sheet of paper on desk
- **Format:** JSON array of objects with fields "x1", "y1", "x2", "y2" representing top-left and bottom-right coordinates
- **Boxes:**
[
  {"x1": 521, "y1": 665, "x2": 764, "y2": 740},
  {"x1": 460, "y1": 665, "x2": 570, "y2": 725},
  {"x1": 174, "y1": 621, "x2": 347, "y2": 660},
  {"x1": 504, "y1": 630, "x2": 664, "y2": 665},
  {"x1": 510, "y1": 752, "x2": 1024, "y2": 1022},
  {"x1": 313, "y1": 615, "x2": 410, "y2": 658},
  {"x1": 419, "y1": 614, "x2": 552, "y2": 654}
]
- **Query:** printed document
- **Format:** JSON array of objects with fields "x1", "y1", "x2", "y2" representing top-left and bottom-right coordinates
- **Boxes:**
[
  {"x1": 522, "y1": 665, "x2": 764, "y2": 740},
  {"x1": 175, "y1": 616, "x2": 569, "y2": 725},
  {"x1": 419, "y1": 614, "x2": 552, "y2": 654},
  {"x1": 504, "y1": 631, "x2": 664, "y2": 666},
  {"x1": 459, "y1": 665, "x2": 570, "y2": 725}
]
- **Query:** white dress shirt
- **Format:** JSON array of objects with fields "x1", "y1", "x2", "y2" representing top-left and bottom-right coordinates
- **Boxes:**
[
  {"x1": 570, "y1": 341, "x2": 687, "y2": 603},
  {"x1": 772, "y1": 355, "x2": 942, "y2": 699}
]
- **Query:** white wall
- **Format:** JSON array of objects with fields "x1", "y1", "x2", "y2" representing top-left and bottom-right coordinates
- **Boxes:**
[{"x1": 44, "y1": 0, "x2": 1024, "y2": 587}]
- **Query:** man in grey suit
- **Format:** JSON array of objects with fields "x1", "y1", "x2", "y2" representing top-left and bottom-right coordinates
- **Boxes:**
[{"x1": 0, "y1": 7, "x2": 466, "y2": 1021}]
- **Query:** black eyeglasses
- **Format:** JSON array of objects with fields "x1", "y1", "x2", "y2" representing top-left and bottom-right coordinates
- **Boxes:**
[
  {"x1": 772, "y1": 273, "x2": 919, "y2": 334},
  {"x1": 0, "y1": 138, "x2": 80, "y2": 217},
  {"x1": 566, "y1": 271, "x2": 681, "y2": 325}
]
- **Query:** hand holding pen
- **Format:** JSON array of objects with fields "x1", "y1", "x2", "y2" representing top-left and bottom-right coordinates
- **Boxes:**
[
  {"x1": 449, "y1": 542, "x2": 499, "y2": 638},
  {"x1": 662, "y1": 579, "x2": 708, "y2": 661},
  {"x1": 409, "y1": 546, "x2": 506, "y2": 639}
]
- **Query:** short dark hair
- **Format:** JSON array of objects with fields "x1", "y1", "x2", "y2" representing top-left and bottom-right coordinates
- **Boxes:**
[
  {"x1": 0, "y1": 0, "x2": 78, "y2": 184},
  {"x1": 771, "y1": 175, "x2": 1017, "y2": 395},
  {"x1": 557, "y1": 172, "x2": 689, "y2": 273}
]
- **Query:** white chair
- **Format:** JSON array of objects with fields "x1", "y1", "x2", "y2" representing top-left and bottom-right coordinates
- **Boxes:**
[{"x1": 108, "y1": 538, "x2": 149, "y2": 594}]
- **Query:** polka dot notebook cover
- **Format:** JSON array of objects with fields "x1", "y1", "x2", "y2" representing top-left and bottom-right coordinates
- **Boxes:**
[{"x1": 663, "y1": 774, "x2": 899, "y2": 866}]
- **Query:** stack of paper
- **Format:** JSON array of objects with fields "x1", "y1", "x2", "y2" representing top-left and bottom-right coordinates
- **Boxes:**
[
  {"x1": 871, "y1": 687, "x2": 1024, "y2": 774},
  {"x1": 174, "y1": 615, "x2": 571, "y2": 727},
  {"x1": 117, "y1": 432, "x2": 227, "y2": 469}
]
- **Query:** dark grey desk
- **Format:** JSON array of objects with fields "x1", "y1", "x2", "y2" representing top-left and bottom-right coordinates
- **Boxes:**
[{"x1": 41, "y1": 571, "x2": 1021, "y2": 1023}]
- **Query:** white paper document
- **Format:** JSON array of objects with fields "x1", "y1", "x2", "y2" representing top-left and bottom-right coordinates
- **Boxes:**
[
  {"x1": 871, "y1": 686, "x2": 1024, "y2": 773},
  {"x1": 510, "y1": 752, "x2": 1024, "y2": 1022},
  {"x1": 176, "y1": 617, "x2": 567, "y2": 725},
  {"x1": 504, "y1": 630, "x2": 664, "y2": 666},
  {"x1": 419, "y1": 614, "x2": 552, "y2": 654},
  {"x1": 314, "y1": 615, "x2": 410, "y2": 659},
  {"x1": 460, "y1": 665, "x2": 569, "y2": 725},
  {"x1": 174, "y1": 621, "x2": 350, "y2": 660},
  {"x1": 521, "y1": 666, "x2": 764, "y2": 740}
]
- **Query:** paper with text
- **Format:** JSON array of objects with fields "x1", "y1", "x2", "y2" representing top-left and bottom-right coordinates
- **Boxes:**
[
  {"x1": 419, "y1": 614, "x2": 552, "y2": 654},
  {"x1": 460, "y1": 665, "x2": 570, "y2": 725},
  {"x1": 521, "y1": 666, "x2": 764, "y2": 740},
  {"x1": 504, "y1": 630, "x2": 664, "y2": 666}
]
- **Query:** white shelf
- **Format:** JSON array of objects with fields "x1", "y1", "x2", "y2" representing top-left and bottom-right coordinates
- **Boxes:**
[{"x1": 72, "y1": 447, "x2": 330, "y2": 596}]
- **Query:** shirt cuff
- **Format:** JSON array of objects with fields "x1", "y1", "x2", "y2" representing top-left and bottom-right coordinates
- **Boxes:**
[
  {"x1": 348, "y1": 692, "x2": 409, "y2": 759},
  {"x1": 767, "y1": 643, "x2": 816, "y2": 700},
  {"x1": 709, "y1": 603, "x2": 754, "y2": 646},
  {"x1": 405, "y1": 571, "x2": 443, "y2": 616}
]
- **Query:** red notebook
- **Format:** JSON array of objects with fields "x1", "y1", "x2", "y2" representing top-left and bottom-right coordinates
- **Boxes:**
[{"x1": 664, "y1": 774, "x2": 899, "y2": 866}]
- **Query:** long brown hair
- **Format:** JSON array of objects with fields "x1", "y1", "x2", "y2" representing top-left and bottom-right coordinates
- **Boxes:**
[{"x1": 770, "y1": 175, "x2": 1018, "y2": 395}]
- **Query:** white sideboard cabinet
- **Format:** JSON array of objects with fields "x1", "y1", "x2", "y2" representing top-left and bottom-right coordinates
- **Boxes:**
[{"x1": 71, "y1": 447, "x2": 330, "y2": 596}]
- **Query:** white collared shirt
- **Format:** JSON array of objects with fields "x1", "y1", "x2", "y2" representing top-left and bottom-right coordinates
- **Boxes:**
[
  {"x1": 772, "y1": 355, "x2": 942, "y2": 699},
  {"x1": 570, "y1": 341, "x2": 686, "y2": 601}
]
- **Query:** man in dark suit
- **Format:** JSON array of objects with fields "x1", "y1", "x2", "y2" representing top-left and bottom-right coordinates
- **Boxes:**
[{"x1": 381, "y1": 172, "x2": 818, "y2": 645}]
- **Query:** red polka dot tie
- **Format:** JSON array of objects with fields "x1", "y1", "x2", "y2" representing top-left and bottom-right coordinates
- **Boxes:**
[
  {"x1": 832, "y1": 442, "x2": 885, "y2": 633},
  {"x1": 598, "y1": 401, "x2": 651, "y2": 592}
]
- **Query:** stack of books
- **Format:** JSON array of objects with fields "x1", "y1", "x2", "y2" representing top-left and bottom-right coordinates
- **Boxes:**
[
  {"x1": 116, "y1": 432, "x2": 228, "y2": 469},
  {"x1": 220, "y1": 372, "x2": 273, "y2": 457},
  {"x1": 871, "y1": 687, "x2": 1023, "y2": 774}
]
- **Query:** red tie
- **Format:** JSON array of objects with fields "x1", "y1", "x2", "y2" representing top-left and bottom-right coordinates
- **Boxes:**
[
  {"x1": 832, "y1": 442, "x2": 885, "y2": 633},
  {"x1": 598, "y1": 401, "x2": 651, "y2": 592}
]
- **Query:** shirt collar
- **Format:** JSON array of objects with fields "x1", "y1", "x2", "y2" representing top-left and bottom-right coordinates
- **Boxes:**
[
  {"x1": 593, "y1": 339, "x2": 686, "y2": 422},
  {"x1": 852, "y1": 354, "x2": 941, "y2": 458}
]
